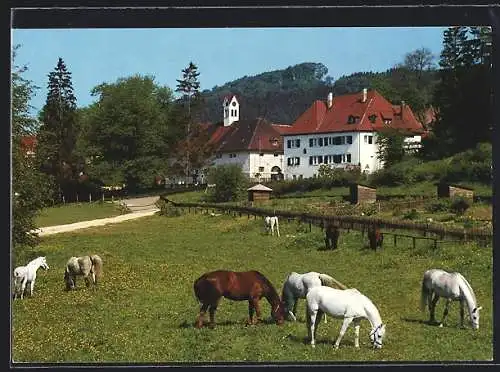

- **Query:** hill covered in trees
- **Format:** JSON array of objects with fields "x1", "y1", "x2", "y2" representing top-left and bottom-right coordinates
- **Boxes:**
[{"x1": 196, "y1": 57, "x2": 439, "y2": 125}]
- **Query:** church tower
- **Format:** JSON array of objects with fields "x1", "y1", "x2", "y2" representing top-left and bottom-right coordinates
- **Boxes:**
[{"x1": 223, "y1": 95, "x2": 240, "y2": 127}]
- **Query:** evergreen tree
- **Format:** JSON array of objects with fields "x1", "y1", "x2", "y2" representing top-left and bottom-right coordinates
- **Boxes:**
[
  {"x1": 36, "y1": 57, "x2": 78, "y2": 200},
  {"x1": 11, "y1": 45, "x2": 49, "y2": 249},
  {"x1": 424, "y1": 27, "x2": 492, "y2": 158},
  {"x1": 175, "y1": 62, "x2": 201, "y2": 183}
]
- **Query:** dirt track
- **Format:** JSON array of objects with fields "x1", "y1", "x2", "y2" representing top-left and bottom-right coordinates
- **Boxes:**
[{"x1": 32, "y1": 196, "x2": 161, "y2": 236}]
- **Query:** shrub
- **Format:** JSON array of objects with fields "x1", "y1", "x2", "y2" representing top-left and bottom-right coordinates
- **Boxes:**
[
  {"x1": 402, "y1": 208, "x2": 419, "y2": 220},
  {"x1": 450, "y1": 197, "x2": 471, "y2": 215},
  {"x1": 425, "y1": 199, "x2": 451, "y2": 213},
  {"x1": 206, "y1": 164, "x2": 248, "y2": 203},
  {"x1": 155, "y1": 198, "x2": 181, "y2": 217}
]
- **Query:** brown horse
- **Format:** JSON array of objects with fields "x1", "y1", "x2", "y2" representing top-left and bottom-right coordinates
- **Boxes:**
[
  {"x1": 193, "y1": 270, "x2": 285, "y2": 328},
  {"x1": 367, "y1": 226, "x2": 383, "y2": 250},
  {"x1": 324, "y1": 223, "x2": 340, "y2": 250}
]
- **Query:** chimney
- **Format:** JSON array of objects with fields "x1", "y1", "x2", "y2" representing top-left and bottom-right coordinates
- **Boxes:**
[
  {"x1": 362, "y1": 88, "x2": 367, "y2": 103},
  {"x1": 327, "y1": 92, "x2": 333, "y2": 109}
]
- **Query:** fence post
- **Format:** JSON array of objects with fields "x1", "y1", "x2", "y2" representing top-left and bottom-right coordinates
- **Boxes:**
[
  {"x1": 394, "y1": 234, "x2": 397, "y2": 247},
  {"x1": 62, "y1": 195, "x2": 65, "y2": 204},
  {"x1": 76, "y1": 194, "x2": 79, "y2": 203},
  {"x1": 89, "y1": 193, "x2": 92, "y2": 203},
  {"x1": 102, "y1": 193, "x2": 105, "y2": 202},
  {"x1": 433, "y1": 239, "x2": 437, "y2": 250},
  {"x1": 309, "y1": 221, "x2": 312, "y2": 233},
  {"x1": 412, "y1": 237, "x2": 416, "y2": 250}
]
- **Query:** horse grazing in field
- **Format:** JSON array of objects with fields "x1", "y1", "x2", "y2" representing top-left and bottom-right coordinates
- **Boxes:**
[
  {"x1": 264, "y1": 216, "x2": 280, "y2": 237},
  {"x1": 306, "y1": 286, "x2": 386, "y2": 349},
  {"x1": 367, "y1": 226, "x2": 383, "y2": 250},
  {"x1": 324, "y1": 222, "x2": 340, "y2": 250},
  {"x1": 64, "y1": 255, "x2": 103, "y2": 291},
  {"x1": 420, "y1": 268, "x2": 482, "y2": 329},
  {"x1": 13, "y1": 256, "x2": 49, "y2": 299},
  {"x1": 281, "y1": 271, "x2": 347, "y2": 322},
  {"x1": 193, "y1": 270, "x2": 285, "y2": 328}
]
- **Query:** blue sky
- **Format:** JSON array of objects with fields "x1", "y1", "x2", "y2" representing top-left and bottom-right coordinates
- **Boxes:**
[{"x1": 12, "y1": 27, "x2": 448, "y2": 115}]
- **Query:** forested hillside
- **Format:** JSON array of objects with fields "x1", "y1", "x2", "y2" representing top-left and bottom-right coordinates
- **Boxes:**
[{"x1": 196, "y1": 56, "x2": 439, "y2": 125}]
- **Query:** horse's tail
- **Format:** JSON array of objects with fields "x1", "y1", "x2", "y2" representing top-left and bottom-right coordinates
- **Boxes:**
[
  {"x1": 318, "y1": 273, "x2": 347, "y2": 290},
  {"x1": 90, "y1": 255, "x2": 103, "y2": 280},
  {"x1": 420, "y1": 274, "x2": 431, "y2": 311}
]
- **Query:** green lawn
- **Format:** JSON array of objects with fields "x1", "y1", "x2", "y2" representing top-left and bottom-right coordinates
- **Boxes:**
[
  {"x1": 12, "y1": 211, "x2": 493, "y2": 363},
  {"x1": 35, "y1": 202, "x2": 124, "y2": 227}
]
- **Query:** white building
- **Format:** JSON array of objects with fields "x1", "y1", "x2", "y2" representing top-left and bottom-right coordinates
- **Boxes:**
[
  {"x1": 283, "y1": 89, "x2": 426, "y2": 179},
  {"x1": 205, "y1": 95, "x2": 291, "y2": 181}
]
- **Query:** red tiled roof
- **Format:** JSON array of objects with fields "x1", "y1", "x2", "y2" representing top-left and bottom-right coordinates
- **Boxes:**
[
  {"x1": 206, "y1": 118, "x2": 284, "y2": 153},
  {"x1": 286, "y1": 89, "x2": 425, "y2": 135},
  {"x1": 271, "y1": 123, "x2": 293, "y2": 135}
]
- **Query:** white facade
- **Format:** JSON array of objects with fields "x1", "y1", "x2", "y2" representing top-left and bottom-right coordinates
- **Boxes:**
[
  {"x1": 223, "y1": 96, "x2": 240, "y2": 127},
  {"x1": 213, "y1": 151, "x2": 284, "y2": 180},
  {"x1": 283, "y1": 131, "x2": 384, "y2": 179}
]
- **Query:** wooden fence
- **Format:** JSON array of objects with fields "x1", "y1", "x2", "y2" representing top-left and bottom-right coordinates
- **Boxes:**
[{"x1": 159, "y1": 196, "x2": 492, "y2": 245}]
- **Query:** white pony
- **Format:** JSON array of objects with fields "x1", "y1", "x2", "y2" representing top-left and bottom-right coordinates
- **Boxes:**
[
  {"x1": 421, "y1": 268, "x2": 482, "y2": 329},
  {"x1": 306, "y1": 286, "x2": 386, "y2": 349},
  {"x1": 281, "y1": 271, "x2": 347, "y2": 322},
  {"x1": 13, "y1": 256, "x2": 49, "y2": 299},
  {"x1": 264, "y1": 216, "x2": 280, "y2": 237}
]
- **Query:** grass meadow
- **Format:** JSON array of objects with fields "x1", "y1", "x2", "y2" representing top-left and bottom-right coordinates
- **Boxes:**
[
  {"x1": 35, "y1": 202, "x2": 123, "y2": 227},
  {"x1": 12, "y1": 211, "x2": 493, "y2": 363}
]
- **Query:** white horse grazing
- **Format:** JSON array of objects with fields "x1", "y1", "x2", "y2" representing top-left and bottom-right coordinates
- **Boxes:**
[
  {"x1": 421, "y1": 268, "x2": 482, "y2": 329},
  {"x1": 306, "y1": 286, "x2": 386, "y2": 349},
  {"x1": 13, "y1": 256, "x2": 49, "y2": 299},
  {"x1": 264, "y1": 216, "x2": 280, "y2": 237},
  {"x1": 281, "y1": 271, "x2": 347, "y2": 323}
]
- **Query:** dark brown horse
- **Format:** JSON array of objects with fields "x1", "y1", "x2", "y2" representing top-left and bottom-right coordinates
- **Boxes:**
[
  {"x1": 367, "y1": 226, "x2": 383, "y2": 250},
  {"x1": 324, "y1": 223, "x2": 340, "y2": 250},
  {"x1": 193, "y1": 270, "x2": 285, "y2": 328}
]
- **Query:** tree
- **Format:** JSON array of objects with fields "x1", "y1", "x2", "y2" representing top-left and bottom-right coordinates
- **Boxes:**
[
  {"x1": 206, "y1": 164, "x2": 248, "y2": 203},
  {"x1": 36, "y1": 57, "x2": 79, "y2": 200},
  {"x1": 175, "y1": 62, "x2": 201, "y2": 183},
  {"x1": 402, "y1": 47, "x2": 436, "y2": 81},
  {"x1": 83, "y1": 75, "x2": 174, "y2": 191},
  {"x1": 376, "y1": 129, "x2": 407, "y2": 168},
  {"x1": 425, "y1": 26, "x2": 492, "y2": 158},
  {"x1": 11, "y1": 45, "x2": 49, "y2": 249}
]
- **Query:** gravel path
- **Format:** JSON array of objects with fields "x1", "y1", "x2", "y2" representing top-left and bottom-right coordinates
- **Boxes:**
[{"x1": 32, "y1": 196, "x2": 161, "y2": 237}]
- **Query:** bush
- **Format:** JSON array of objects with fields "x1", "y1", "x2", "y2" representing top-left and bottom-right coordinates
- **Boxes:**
[
  {"x1": 206, "y1": 164, "x2": 249, "y2": 203},
  {"x1": 155, "y1": 198, "x2": 181, "y2": 217},
  {"x1": 450, "y1": 197, "x2": 471, "y2": 215},
  {"x1": 425, "y1": 199, "x2": 451, "y2": 213},
  {"x1": 402, "y1": 208, "x2": 419, "y2": 220}
]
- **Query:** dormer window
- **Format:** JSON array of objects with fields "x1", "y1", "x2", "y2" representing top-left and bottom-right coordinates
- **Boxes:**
[
  {"x1": 384, "y1": 119, "x2": 392, "y2": 125},
  {"x1": 232, "y1": 101, "x2": 237, "y2": 106},
  {"x1": 348, "y1": 115, "x2": 355, "y2": 124},
  {"x1": 368, "y1": 114, "x2": 377, "y2": 124},
  {"x1": 270, "y1": 138, "x2": 279, "y2": 147}
]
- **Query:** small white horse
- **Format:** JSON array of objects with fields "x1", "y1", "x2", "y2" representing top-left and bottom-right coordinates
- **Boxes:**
[
  {"x1": 306, "y1": 286, "x2": 386, "y2": 349},
  {"x1": 264, "y1": 216, "x2": 280, "y2": 237},
  {"x1": 421, "y1": 268, "x2": 482, "y2": 329},
  {"x1": 281, "y1": 271, "x2": 347, "y2": 323},
  {"x1": 13, "y1": 256, "x2": 49, "y2": 299}
]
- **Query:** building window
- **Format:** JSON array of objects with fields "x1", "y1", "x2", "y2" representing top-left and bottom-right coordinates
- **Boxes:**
[
  {"x1": 303, "y1": 148, "x2": 307, "y2": 154},
  {"x1": 229, "y1": 153, "x2": 237, "y2": 158},
  {"x1": 216, "y1": 153, "x2": 222, "y2": 159},
  {"x1": 293, "y1": 175, "x2": 297, "y2": 180},
  {"x1": 287, "y1": 157, "x2": 300, "y2": 166},
  {"x1": 309, "y1": 138, "x2": 317, "y2": 147},
  {"x1": 364, "y1": 135, "x2": 373, "y2": 144},
  {"x1": 224, "y1": 109, "x2": 229, "y2": 118},
  {"x1": 295, "y1": 157, "x2": 300, "y2": 165},
  {"x1": 299, "y1": 175, "x2": 303, "y2": 180},
  {"x1": 318, "y1": 137, "x2": 323, "y2": 147},
  {"x1": 346, "y1": 136, "x2": 353, "y2": 144},
  {"x1": 274, "y1": 153, "x2": 279, "y2": 157},
  {"x1": 259, "y1": 167, "x2": 264, "y2": 172},
  {"x1": 346, "y1": 153, "x2": 352, "y2": 163},
  {"x1": 309, "y1": 156, "x2": 324, "y2": 165},
  {"x1": 296, "y1": 139, "x2": 300, "y2": 147},
  {"x1": 333, "y1": 136, "x2": 345, "y2": 145},
  {"x1": 369, "y1": 114, "x2": 377, "y2": 123},
  {"x1": 348, "y1": 115, "x2": 355, "y2": 124},
  {"x1": 260, "y1": 153, "x2": 264, "y2": 156},
  {"x1": 235, "y1": 110, "x2": 238, "y2": 117},
  {"x1": 333, "y1": 154, "x2": 342, "y2": 163}
]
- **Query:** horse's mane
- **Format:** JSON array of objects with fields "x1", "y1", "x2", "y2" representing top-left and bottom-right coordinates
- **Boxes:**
[
  {"x1": 454, "y1": 272, "x2": 477, "y2": 306},
  {"x1": 253, "y1": 271, "x2": 281, "y2": 303}
]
